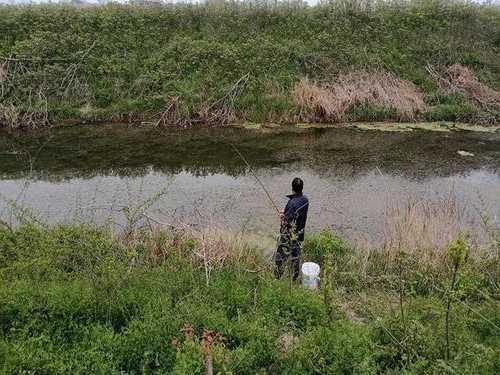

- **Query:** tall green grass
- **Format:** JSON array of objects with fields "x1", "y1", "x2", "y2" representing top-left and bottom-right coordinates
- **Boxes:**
[
  {"x1": 0, "y1": 223, "x2": 498, "y2": 373},
  {"x1": 0, "y1": 1, "x2": 499, "y2": 128}
]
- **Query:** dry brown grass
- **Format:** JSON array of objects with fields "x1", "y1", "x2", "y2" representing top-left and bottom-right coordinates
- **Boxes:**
[
  {"x1": 293, "y1": 78, "x2": 340, "y2": 121},
  {"x1": 444, "y1": 64, "x2": 499, "y2": 108},
  {"x1": 177, "y1": 227, "x2": 263, "y2": 285},
  {"x1": 155, "y1": 97, "x2": 238, "y2": 128},
  {"x1": 196, "y1": 100, "x2": 238, "y2": 126},
  {"x1": 0, "y1": 61, "x2": 6, "y2": 88},
  {"x1": 382, "y1": 193, "x2": 480, "y2": 265},
  {"x1": 0, "y1": 100, "x2": 50, "y2": 130},
  {"x1": 427, "y1": 63, "x2": 500, "y2": 124},
  {"x1": 134, "y1": 221, "x2": 263, "y2": 285},
  {"x1": 293, "y1": 71, "x2": 425, "y2": 122},
  {"x1": 0, "y1": 103, "x2": 19, "y2": 128}
]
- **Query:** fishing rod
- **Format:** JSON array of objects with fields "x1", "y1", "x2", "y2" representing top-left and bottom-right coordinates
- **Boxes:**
[{"x1": 230, "y1": 143, "x2": 281, "y2": 217}]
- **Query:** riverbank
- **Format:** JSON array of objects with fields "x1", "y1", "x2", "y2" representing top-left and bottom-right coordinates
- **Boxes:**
[
  {"x1": 238, "y1": 121, "x2": 500, "y2": 133},
  {"x1": 0, "y1": 223, "x2": 498, "y2": 373},
  {"x1": 1, "y1": 2, "x2": 499, "y2": 129}
]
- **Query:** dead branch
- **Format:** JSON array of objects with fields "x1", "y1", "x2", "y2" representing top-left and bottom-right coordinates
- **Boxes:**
[
  {"x1": 155, "y1": 96, "x2": 188, "y2": 127},
  {"x1": 197, "y1": 72, "x2": 250, "y2": 126},
  {"x1": 59, "y1": 41, "x2": 96, "y2": 97}
]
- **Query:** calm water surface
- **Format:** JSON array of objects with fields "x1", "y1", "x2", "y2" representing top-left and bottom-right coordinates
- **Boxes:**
[{"x1": 1, "y1": 124, "x2": 499, "y2": 247}]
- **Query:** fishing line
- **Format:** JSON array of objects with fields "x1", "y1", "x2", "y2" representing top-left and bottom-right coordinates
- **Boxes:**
[{"x1": 230, "y1": 143, "x2": 281, "y2": 217}]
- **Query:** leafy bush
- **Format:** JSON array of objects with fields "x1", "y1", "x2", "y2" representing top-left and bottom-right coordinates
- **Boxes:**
[
  {"x1": 427, "y1": 102, "x2": 479, "y2": 122},
  {"x1": 303, "y1": 229, "x2": 351, "y2": 266},
  {"x1": 280, "y1": 322, "x2": 377, "y2": 374}
]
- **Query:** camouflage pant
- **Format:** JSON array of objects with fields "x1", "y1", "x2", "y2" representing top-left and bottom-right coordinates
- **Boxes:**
[{"x1": 274, "y1": 234, "x2": 302, "y2": 281}]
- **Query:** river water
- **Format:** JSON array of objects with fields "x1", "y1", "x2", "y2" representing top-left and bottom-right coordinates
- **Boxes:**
[{"x1": 1, "y1": 124, "x2": 499, "y2": 247}]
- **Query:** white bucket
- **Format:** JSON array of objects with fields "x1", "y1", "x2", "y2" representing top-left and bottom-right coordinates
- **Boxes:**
[{"x1": 301, "y1": 262, "x2": 320, "y2": 290}]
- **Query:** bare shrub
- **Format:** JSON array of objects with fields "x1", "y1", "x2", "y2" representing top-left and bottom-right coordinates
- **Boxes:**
[
  {"x1": 58, "y1": 41, "x2": 96, "y2": 100},
  {"x1": 124, "y1": 213, "x2": 263, "y2": 285},
  {"x1": 293, "y1": 71, "x2": 425, "y2": 122},
  {"x1": 0, "y1": 103, "x2": 20, "y2": 129},
  {"x1": 156, "y1": 74, "x2": 249, "y2": 128},
  {"x1": 445, "y1": 64, "x2": 498, "y2": 108},
  {"x1": 0, "y1": 59, "x2": 50, "y2": 130},
  {"x1": 190, "y1": 228, "x2": 260, "y2": 281},
  {"x1": 427, "y1": 63, "x2": 500, "y2": 124},
  {"x1": 149, "y1": 225, "x2": 261, "y2": 286},
  {"x1": 0, "y1": 59, "x2": 11, "y2": 99},
  {"x1": 196, "y1": 73, "x2": 250, "y2": 126},
  {"x1": 0, "y1": 48, "x2": 95, "y2": 129},
  {"x1": 383, "y1": 194, "x2": 478, "y2": 266},
  {"x1": 196, "y1": 99, "x2": 238, "y2": 126}
]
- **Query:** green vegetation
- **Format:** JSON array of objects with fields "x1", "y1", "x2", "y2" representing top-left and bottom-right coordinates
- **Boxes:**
[
  {"x1": 0, "y1": 223, "x2": 498, "y2": 373},
  {"x1": 0, "y1": 1, "x2": 499, "y2": 129}
]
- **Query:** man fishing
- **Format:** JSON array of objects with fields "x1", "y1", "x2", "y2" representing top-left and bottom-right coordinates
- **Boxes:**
[
  {"x1": 275, "y1": 177, "x2": 309, "y2": 281},
  {"x1": 230, "y1": 145, "x2": 308, "y2": 280}
]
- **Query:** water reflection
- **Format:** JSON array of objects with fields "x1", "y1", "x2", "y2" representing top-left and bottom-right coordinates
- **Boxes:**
[{"x1": 1, "y1": 124, "x2": 499, "y2": 179}]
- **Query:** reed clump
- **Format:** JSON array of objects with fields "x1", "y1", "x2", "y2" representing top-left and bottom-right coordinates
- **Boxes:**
[{"x1": 382, "y1": 194, "x2": 472, "y2": 265}]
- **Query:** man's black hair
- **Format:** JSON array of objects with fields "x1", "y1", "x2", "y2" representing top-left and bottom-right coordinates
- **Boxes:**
[{"x1": 292, "y1": 177, "x2": 303, "y2": 193}]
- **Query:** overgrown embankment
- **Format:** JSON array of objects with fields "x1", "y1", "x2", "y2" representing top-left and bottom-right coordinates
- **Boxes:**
[
  {"x1": 0, "y1": 220, "x2": 499, "y2": 373},
  {"x1": 1, "y1": 2, "x2": 499, "y2": 129}
]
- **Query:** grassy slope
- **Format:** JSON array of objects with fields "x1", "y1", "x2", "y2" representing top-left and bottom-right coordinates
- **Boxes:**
[
  {"x1": 0, "y1": 224, "x2": 498, "y2": 373},
  {"x1": 0, "y1": 2, "x2": 499, "y2": 127}
]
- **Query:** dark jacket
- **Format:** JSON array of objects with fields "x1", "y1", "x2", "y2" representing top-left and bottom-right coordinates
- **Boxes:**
[{"x1": 283, "y1": 193, "x2": 309, "y2": 241}]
